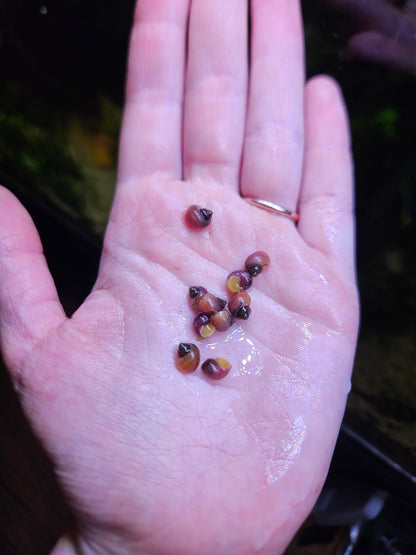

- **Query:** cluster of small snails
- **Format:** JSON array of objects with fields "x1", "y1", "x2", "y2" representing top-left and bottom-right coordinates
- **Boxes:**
[
  {"x1": 176, "y1": 343, "x2": 232, "y2": 380},
  {"x1": 176, "y1": 210, "x2": 270, "y2": 381},
  {"x1": 189, "y1": 250, "x2": 270, "y2": 340}
]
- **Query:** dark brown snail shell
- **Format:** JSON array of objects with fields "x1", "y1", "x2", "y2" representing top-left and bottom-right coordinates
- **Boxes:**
[
  {"x1": 193, "y1": 313, "x2": 215, "y2": 338},
  {"x1": 228, "y1": 291, "x2": 251, "y2": 320},
  {"x1": 196, "y1": 292, "x2": 226, "y2": 316},
  {"x1": 210, "y1": 310, "x2": 233, "y2": 332},
  {"x1": 245, "y1": 251, "x2": 271, "y2": 277},
  {"x1": 189, "y1": 286, "x2": 207, "y2": 311},
  {"x1": 185, "y1": 205, "x2": 213, "y2": 228},
  {"x1": 176, "y1": 343, "x2": 200, "y2": 373},
  {"x1": 226, "y1": 270, "x2": 253, "y2": 293},
  {"x1": 201, "y1": 357, "x2": 232, "y2": 380},
  {"x1": 189, "y1": 287, "x2": 226, "y2": 316}
]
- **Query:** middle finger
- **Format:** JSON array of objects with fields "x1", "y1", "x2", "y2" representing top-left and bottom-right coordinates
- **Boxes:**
[{"x1": 183, "y1": 0, "x2": 248, "y2": 188}]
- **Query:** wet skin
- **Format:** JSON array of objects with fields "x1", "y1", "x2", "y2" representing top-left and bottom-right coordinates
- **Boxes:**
[{"x1": 0, "y1": 1, "x2": 358, "y2": 554}]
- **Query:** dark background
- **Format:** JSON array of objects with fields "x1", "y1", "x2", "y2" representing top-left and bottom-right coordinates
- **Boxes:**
[{"x1": 0, "y1": 1, "x2": 415, "y2": 553}]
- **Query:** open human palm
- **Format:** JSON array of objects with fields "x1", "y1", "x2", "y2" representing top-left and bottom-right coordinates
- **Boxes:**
[{"x1": 0, "y1": 1, "x2": 358, "y2": 554}]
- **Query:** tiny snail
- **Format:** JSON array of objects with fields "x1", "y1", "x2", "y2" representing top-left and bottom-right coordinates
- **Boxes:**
[
  {"x1": 176, "y1": 343, "x2": 200, "y2": 373},
  {"x1": 210, "y1": 309, "x2": 233, "y2": 332},
  {"x1": 201, "y1": 357, "x2": 232, "y2": 380},
  {"x1": 185, "y1": 205, "x2": 213, "y2": 228},
  {"x1": 245, "y1": 251, "x2": 271, "y2": 277},
  {"x1": 193, "y1": 313, "x2": 216, "y2": 338},
  {"x1": 226, "y1": 270, "x2": 252, "y2": 293},
  {"x1": 195, "y1": 292, "x2": 226, "y2": 316},
  {"x1": 228, "y1": 291, "x2": 251, "y2": 320},
  {"x1": 189, "y1": 287, "x2": 226, "y2": 316},
  {"x1": 189, "y1": 286, "x2": 207, "y2": 311}
]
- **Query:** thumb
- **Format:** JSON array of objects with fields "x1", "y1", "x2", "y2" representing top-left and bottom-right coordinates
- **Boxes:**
[{"x1": 0, "y1": 186, "x2": 66, "y2": 380}]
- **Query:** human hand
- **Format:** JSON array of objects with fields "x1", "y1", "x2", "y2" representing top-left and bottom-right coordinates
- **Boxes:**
[
  {"x1": 323, "y1": 0, "x2": 416, "y2": 75},
  {"x1": 0, "y1": 1, "x2": 358, "y2": 554}
]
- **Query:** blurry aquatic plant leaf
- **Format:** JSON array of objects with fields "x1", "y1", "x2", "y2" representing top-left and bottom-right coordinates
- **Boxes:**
[
  {"x1": 373, "y1": 107, "x2": 399, "y2": 140},
  {"x1": 0, "y1": 104, "x2": 87, "y2": 218}
]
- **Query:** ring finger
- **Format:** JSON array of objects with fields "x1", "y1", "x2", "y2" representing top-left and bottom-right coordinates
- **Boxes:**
[{"x1": 241, "y1": 0, "x2": 305, "y2": 212}]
